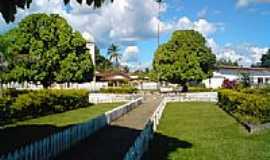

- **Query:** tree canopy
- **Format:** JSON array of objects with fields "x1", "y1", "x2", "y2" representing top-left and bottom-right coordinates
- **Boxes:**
[
  {"x1": 216, "y1": 58, "x2": 239, "y2": 67},
  {"x1": 0, "y1": 13, "x2": 94, "y2": 87},
  {"x1": 153, "y1": 30, "x2": 216, "y2": 85},
  {"x1": 0, "y1": 0, "x2": 114, "y2": 23},
  {"x1": 95, "y1": 46, "x2": 113, "y2": 72},
  {"x1": 260, "y1": 49, "x2": 270, "y2": 67}
]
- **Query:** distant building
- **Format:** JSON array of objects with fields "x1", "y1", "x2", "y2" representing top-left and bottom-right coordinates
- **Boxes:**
[
  {"x1": 96, "y1": 72, "x2": 131, "y2": 86},
  {"x1": 203, "y1": 66, "x2": 270, "y2": 89}
]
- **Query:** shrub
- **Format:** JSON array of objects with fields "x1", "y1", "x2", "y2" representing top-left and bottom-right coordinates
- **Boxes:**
[
  {"x1": 0, "y1": 96, "x2": 12, "y2": 122},
  {"x1": 0, "y1": 89, "x2": 90, "y2": 124},
  {"x1": 1, "y1": 88, "x2": 31, "y2": 98},
  {"x1": 218, "y1": 89, "x2": 270, "y2": 124},
  {"x1": 100, "y1": 86, "x2": 138, "y2": 94},
  {"x1": 188, "y1": 87, "x2": 214, "y2": 92}
]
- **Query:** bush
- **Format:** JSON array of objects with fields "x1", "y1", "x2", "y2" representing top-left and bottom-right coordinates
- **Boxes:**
[
  {"x1": 1, "y1": 88, "x2": 31, "y2": 98},
  {"x1": 218, "y1": 89, "x2": 270, "y2": 124},
  {"x1": 100, "y1": 86, "x2": 138, "y2": 94},
  {"x1": 0, "y1": 89, "x2": 90, "y2": 124},
  {"x1": 188, "y1": 87, "x2": 214, "y2": 92},
  {"x1": 0, "y1": 96, "x2": 12, "y2": 122}
]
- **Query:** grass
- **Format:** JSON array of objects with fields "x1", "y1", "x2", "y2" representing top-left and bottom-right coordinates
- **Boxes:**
[
  {"x1": 143, "y1": 102, "x2": 270, "y2": 160},
  {"x1": 12, "y1": 103, "x2": 122, "y2": 127},
  {"x1": 0, "y1": 103, "x2": 122, "y2": 155}
]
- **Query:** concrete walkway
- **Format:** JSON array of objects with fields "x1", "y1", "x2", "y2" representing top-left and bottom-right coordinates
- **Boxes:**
[{"x1": 56, "y1": 95, "x2": 162, "y2": 160}]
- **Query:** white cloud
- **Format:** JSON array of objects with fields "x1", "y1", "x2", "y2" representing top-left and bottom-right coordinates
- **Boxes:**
[
  {"x1": 197, "y1": 7, "x2": 208, "y2": 18},
  {"x1": 250, "y1": 47, "x2": 268, "y2": 62},
  {"x1": 176, "y1": 16, "x2": 193, "y2": 29},
  {"x1": 207, "y1": 38, "x2": 268, "y2": 66},
  {"x1": 236, "y1": 0, "x2": 270, "y2": 7},
  {"x1": 176, "y1": 17, "x2": 220, "y2": 36},
  {"x1": 0, "y1": 0, "x2": 169, "y2": 48},
  {"x1": 122, "y1": 46, "x2": 139, "y2": 63}
]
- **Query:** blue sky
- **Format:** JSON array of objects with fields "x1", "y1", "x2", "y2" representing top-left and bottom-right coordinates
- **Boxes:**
[{"x1": 0, "y1": 0, "x2": 270, "y2": 70}]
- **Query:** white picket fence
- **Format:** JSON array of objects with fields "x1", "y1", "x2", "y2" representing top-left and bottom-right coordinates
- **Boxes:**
[
  {"x1": 1, "y1": 82, "x2": 108, "y2": 91},
  {"x1": 89, "y1": 93, "x2": 140, "y2": 104},
  {"x1": 165, "y1": 92, "x2": 218, "y2": 102},
  {"x1": 0, "y1": 97, "x2": 143, "y2": 160},
  {"x1": 124, "y1": 92, "x2": 218, "y2": 160}
]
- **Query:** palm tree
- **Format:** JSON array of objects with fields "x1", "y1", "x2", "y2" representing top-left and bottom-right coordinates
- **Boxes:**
[
  {"x1": 156, "y1": 0, "x2": 162, "y2": 47},
  {"x1": 107, "y1": 43, "x2": 121, "y2": 68}
]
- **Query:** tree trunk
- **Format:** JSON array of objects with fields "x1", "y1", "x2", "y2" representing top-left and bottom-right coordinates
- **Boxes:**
[
  {"x1": 42, "y1": 81, "x2": 50, "y2": 89},
  {"x1": 181, "y1": 83, "x2": 188, "y2": 92}
]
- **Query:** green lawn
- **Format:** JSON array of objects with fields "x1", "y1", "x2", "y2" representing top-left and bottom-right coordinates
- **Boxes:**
[
  {"x1": 0, "y1": 103, "x2": 122, "y2": 155},
  {"x1": 13, "y1": 103, "x2": 122, "y2": 127},
  {"x1": 143, "y1": 102, "x2": 270, "y2": 160}
]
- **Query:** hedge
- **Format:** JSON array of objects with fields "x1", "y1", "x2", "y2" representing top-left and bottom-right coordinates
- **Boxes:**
[
  {"x1": 100, "y1": 87, "x2": 138, "y2": 94},
  {"x1": 0, "y1": 89, "x2": 90, "y2": 125},
  {"x1": 218, "y1": 89, "x2": 270, "y2": 124},
  {"x1": 188, "y1": 87, "x2": 214, "y2": 93}
]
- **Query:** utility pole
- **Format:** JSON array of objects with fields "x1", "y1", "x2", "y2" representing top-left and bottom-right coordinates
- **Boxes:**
[{"x1": 156, "y1": 0, "x2": 162, "y2": 48}]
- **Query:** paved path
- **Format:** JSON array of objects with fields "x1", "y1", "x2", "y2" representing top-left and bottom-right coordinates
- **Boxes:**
[{"x1": 55, "y1": 95, "x2": 162, "y2": 160}]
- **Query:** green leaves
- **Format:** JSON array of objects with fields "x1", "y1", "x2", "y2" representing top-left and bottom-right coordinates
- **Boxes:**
[
  {"x1": 261, "y1": 49, "x2": 270, "y2": 67},
  {"x1": 153, "y1": 30, "x2": 216, "y2": 84},
  {"x1": 0, "y1": 13, "x2": 94, "y2": 87}
]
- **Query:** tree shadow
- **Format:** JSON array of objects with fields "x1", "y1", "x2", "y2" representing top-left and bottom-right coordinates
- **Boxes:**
[
  {"x1": 142, "y1": 133, "x2": 192, "y2": 160},
  {"x1": 0, "y1": 124, "x2": 192, "y2": 160},
  {"x1": 55, "y1": 125, "x2": 142, "y2": 160},
  {"x1": 0, "y1": 124, "x2": 68, "y2": 155}
]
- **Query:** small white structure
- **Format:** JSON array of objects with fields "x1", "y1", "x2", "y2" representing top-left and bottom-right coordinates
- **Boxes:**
[
  {"x1": 83, "y1": 32, "x2": 96, "y2": 82},
  {"x1": 203, "y1": 66, "x2": 270, "y2": 89}
]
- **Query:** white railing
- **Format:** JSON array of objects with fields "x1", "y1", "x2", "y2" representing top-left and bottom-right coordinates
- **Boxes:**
[
  {"x1": 165, "y1": 92, "x2": 218, "y2": 102},
  {"x1": 105, "y1": 97, "x2": 143, "y2": 123},
  {"x1": 0, "y1": 97, "x2": 143, "y2": 160},
  {"x1": 89, "y1": 93, "x2": 140, "y2": 104},
  {"x1": 124, "y1": 92, "x2": 218, "y2": 160},
  {"x1": 1, "y1": 82, "x2": 108, "y2": 91}
]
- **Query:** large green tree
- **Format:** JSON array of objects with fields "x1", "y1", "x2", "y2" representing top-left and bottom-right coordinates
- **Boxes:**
[
  {"x1": 0, "y1": 13, "x2": 94, "y2": 87},
  {"x1": 153, "y1": 30, "x2": 216, "y2": 86},
  {"x1": 261, "y1": 49, "x2": 270, "y2": 67}
]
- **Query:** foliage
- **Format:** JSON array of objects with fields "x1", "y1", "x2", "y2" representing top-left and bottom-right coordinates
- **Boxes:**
[
  {"x1": 107, "y1": 43, "x2": 121, "y2": 68},
  {"x1": 222, "y1": 79, "x2": 238, "y2": 89},
  {"x1": 188, "y1": 87, "x2": 214, "y2": 92},
  {"x1": 218, "y1": 89, "x2": 270, "y2": 124},
  {"x1": 100, "y1": 86, "x2": 138, "y2": 94},
  {"x1": 0, "y1": 14, "x2": 94, "y2": 87},
  {"x1": 0, "y1": 0, "x2": 114, "y2": 23},
  {"x1": 0, "y1": 96, "x2": 12, "y2": 121},
  {"x1": 260, "y1": 49, "x2": 270, "y2": 67},
  {"x1": 95, "y1": 47, "x2": 113, "y2": 72},
  {"x1": 153, "y1": 30, "x2": 216, "y2": 85},
  {"x1": 216, "y1": 58, "x2": 239, "y2": 66},
  {"x1": 0, "y1": 89, "x2": 90, "y2": 125},
  {"x1": 240, "y1": 72, "x2": 251, "y2": 88}
]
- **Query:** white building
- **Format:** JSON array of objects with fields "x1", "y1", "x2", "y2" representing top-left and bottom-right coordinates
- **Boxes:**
[{"x1": 203, "y1": 66, "x2": 270, "y2": 89}]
